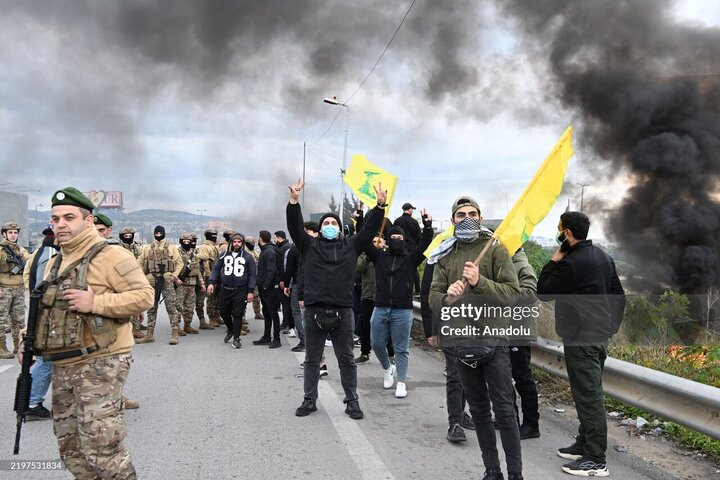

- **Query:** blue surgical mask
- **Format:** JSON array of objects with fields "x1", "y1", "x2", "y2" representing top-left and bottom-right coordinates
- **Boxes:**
[{"x1": 321, "y1": 225, "x2": 340, "y2": 240}]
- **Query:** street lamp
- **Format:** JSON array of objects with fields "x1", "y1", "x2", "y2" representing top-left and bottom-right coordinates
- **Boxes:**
[
  {"x1": 323, "y1": 96, "x2": 349, "y2": 220},
  {"x1": 196, "y1": 209, "x2": 207, "y2": 231}
]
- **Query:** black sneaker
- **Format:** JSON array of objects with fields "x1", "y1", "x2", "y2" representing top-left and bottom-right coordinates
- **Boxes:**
[
  {"x1": 295, "y1": 400, "x2": 317, "y2": 417},
  {"x1": 355, "y1": 354, "x2": 370, "y2": 364},
  {"x1": 25, "y1": 403, "x2": 51, "y2": 421},
  {"x1": 460, "y1": 412, "x2": 475, "y2": 430},
  {"x1": 519, "y1": 424, "x2": 540, "y2": 440},
  {"x1": 557, "y1": 440, "x2": 584, "y2": 460},
  {"x1": 253, "y1": 336, "x2": 271, "y2": 345},
  {"x1": 232, "y1": 338, "x2": 242, "y2": 349},
  {"x1": 291, "y1": 341, "x2": 305, "y2": 352},
  {"x1": 345, "y1": 400, "x2": 364, "y2": 420},
  {"x1": 561, "y1": 457, "x2": 609, "y2": 477},
  {"x1": 507, "y1": 473, "x2": 524, "y2": 480},
  {"x1": 224, "y1": 331, "x2": 233, "y2": 343},
  {"x1": 269, "y1": 338, "x2": 281, "y2": 349},
  {"x1": 482, "y1": 468, "x2": 504, "y2": 480},
  {"x1": 446, "y1": 423, "x2": 467, "y2": 443},
  {"x1": 319, "y1": 364, "x2": 328, "y2": 377}
]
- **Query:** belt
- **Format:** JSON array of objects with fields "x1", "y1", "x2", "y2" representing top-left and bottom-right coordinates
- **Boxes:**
[
  {"x1": 42, "y1": 345, "x2": 99, "y2": 362},
  {"x1": 222, "y1": 286, "x2": 247, "y2": 291}
]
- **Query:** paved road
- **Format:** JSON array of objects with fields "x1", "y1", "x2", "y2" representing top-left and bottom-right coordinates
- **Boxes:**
[{"x1": 0, "y1": 312, "x2": 679, "y2": 479}]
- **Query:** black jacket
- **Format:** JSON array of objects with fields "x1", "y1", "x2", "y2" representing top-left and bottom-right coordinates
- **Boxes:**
[
  {"x1": 365, "y1": 224, "x2": 433, "y2": 309},
  {"x1": 287, "y1": 203, "x2": 383, "y2": 307},
  {"x1": 209, "y1": 250, "x2": 256, "y2": 291},
  {"x1": 537, "y1": 240, "x2": 625, "y2": 344},
  {"x1": 276, "y1": 239, "x2": 292, "y2": 284},
  {"x1": 256, "y1": 243, "x2": 280, "y2": 290},
  {"x1": 282, "y1": 245, "x2": 300, "y2": 285},
  {"x1": 393, "y1": 213, "x2": 422, "y2": 249}
]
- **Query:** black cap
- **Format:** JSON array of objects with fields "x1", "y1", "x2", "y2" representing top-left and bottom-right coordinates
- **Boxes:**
[
  {"x1": 318, "y1": 212, "x2": 342, "y2": 230},
  {"x1": 154, "y1": 225, "x2": 165, "y2": 235},
  {"x1": 402, "y1": 203, "x2": 415, "y2": 211},
  {"x1": 389, "y1": 226, "x2": 405, "y2": 237}
]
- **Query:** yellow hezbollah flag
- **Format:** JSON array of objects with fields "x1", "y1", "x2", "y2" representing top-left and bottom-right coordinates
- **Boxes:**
[
  {"x1": 424, "y1": 225, "x2": 454, "y2": 258},
  {"x1": 493, "y1": 126, "x2": 574, "y2": 254},
  {"x1": 345, "y1": 154, "x2": 398, "y2": 209}
]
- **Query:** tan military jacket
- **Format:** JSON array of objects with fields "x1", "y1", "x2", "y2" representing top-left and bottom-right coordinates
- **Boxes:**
[
  {"x1": 0, "y1": 239, "x2": 30, "y2": 288},
  {"x1": 178, "y1": 247, "x2": 203, "y2": 286},
  {"x1": 196, "y1": 240, "x2": 219, "y2": 278},
  {"x1": 43, "y1": 227, "x2": 154, "y2": 366}
]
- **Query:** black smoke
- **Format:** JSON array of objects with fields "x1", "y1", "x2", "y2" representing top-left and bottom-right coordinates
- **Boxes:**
[{"x1": 502, "y1": 0, "x2": 720, "y2": 294}]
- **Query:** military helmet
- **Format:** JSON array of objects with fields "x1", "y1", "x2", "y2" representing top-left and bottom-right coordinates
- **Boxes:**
[
  {"x1": 1, "y1": 222, "x2": 21, "y2": 233},
  {"x1": 120, "y1": 227, "x2": 136, "y2": 235},
  {"x1": 204, "y1": 227, "x2": 218, "y2": 235},
  {"x1": 245, "y1": 235, "x2": 256, "y2": 245},
  {"x1": 180, "y1": 233, "x2": 193, "y2": 242},
  {"x1": 189, "y1": 233, "x2": 198, "y2": 240},
  {"x1": 223, "y1": 229, "x2": 235, "y2": 236}
]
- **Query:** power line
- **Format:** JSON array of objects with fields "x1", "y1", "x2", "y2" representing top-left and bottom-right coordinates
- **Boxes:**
[{"x1": 309, "y1": 0, "x2": 416, "y2": 146}]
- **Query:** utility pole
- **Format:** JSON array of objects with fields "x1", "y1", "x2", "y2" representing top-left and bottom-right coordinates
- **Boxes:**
[{"x1": 578, "y1": 183, "x2": 590, "y2": 212}]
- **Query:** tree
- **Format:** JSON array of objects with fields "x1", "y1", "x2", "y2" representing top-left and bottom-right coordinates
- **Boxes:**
[
  {"x1": 327, "y1": 194, "x2": 339, "y2": 215},
  {"x1": 523, "y1": 240, "x2": 552, "y2": 276}
]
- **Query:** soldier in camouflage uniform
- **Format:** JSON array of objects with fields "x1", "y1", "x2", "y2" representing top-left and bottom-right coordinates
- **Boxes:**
[
  {"x1": 27, "y1": 187, "x2": 154, "y2": 479},
  {"x1": 245, "y1": 236, "x2": 264, "y2": 321},
  {"x1": 175, "y1": 233, "x2": 204, "y2": 336},
  {"x1": 119, "y1": 227, "x2": 145, "y2": 339},
  {"x1": 0, "y1": 221, "x2": 30, "y2": 358},
  {"x1": 136, "y1": 225, "x2": 184, "y2": 345},
  {"x1": 196, "y1": 227, "x2": 221, "y2": 329}
]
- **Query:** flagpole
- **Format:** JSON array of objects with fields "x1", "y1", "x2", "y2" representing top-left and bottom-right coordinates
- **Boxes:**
[{"x1": 445, "y1": 235, "x2": 496, "y2": 305}]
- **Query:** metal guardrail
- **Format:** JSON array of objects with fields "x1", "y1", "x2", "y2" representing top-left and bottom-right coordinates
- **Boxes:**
[{"x1": 411, "y1": 304, "x2": 720, "y2": 440}]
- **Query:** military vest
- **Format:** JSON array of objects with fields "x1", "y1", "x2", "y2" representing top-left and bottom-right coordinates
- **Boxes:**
[
  {"x1": 33, "y1": 241, "x2": 130, "y2": 357},
  {"x1": 180, "y1": 249, "x2": 201, "y2": 285},
  {"x1": 0, "y1": 242, "x2": 23, "y2": 275},
  {"x1": 122, "y1": 241, "x2": 142, "y2": 259},
  {"x1": 144, "y1": 243, "x2": 175, "y2": 274}
]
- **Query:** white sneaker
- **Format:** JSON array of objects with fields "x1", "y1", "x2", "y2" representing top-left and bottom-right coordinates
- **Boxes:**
[
  {"x1": 288, "y1": 328, "x2": 297, "y2": 338},
  {"x1": 395, "y1": 382, "x2": 407, "y2": 398},
  {"x1": 325, "y1": 339, "x2": 333, "y2": 347},
  {"x1": 383, "y1": 365, "x2": 396, "y2": 389}
]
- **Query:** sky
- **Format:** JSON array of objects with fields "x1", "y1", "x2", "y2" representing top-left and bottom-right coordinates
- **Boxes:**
[{"x1": 1, "y1": 0, "x2": 719, "y2": 245}]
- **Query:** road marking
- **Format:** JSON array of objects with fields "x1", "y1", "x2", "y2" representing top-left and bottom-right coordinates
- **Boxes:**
[
  {"x1": 0, "y1": 365, "x2": 14, "y2": 375},
  {"x1": 294, "y1": 352, "x2": 395, "y2": 480}
]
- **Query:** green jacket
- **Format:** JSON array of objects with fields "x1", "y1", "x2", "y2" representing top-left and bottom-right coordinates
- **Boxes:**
[
  {"x1": 512, "y1": 249, "x2": 537, "y2": 304},
  {"x1": 430, "y1": 236, "x2": 520, "y2": 344},
  {"x1": 356, "y1": 253, "x2": 375, "y2": 301}
]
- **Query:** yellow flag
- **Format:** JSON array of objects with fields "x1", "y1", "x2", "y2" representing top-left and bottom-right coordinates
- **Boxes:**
[
  {"x1": 493, "y1": 126, "x2": 574, "y2": 254},
  {"x1": 344, "y1": 154, "x2": 398, "y2": 209},
  {"x1": 424, "y1": 225, "x2": 455, "y2": 258}
]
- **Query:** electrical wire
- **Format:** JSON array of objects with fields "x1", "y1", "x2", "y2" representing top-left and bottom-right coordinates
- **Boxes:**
[{"x1": 309, "y1": 0, "x2": 416, "y2": 146}]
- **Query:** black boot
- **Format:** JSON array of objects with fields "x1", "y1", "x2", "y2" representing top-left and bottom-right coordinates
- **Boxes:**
[
  {"x1": 253, "y1": 336, "x2": 271, "y2": 345},
  {"x1": 269, "y1": 337, "x2": 282, "y2": 349}
]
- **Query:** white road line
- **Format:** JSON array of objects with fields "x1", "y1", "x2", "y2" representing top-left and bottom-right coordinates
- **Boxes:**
[
  {"x1": 294, "y1": 352, "x2": 396, "y2": 480},
  {"x1": 0, "y1": 365, "x2": 14, "y2": 375}
]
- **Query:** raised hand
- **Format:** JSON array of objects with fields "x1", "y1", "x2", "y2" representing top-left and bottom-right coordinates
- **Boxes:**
[
  {"x1": 421, "y1": 208, "x2": 432, "y2": 228},
  {"x1": 373, "y1": 182, "x2": 388, "y2": 206},
  {"x1": 288, "y1": 178, "x2": 305, "y2": 204}
]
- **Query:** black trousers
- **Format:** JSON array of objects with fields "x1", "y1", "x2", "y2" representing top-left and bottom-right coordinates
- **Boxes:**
[
  {"x1": 260, "y1": 286, "x2": 281, "y2": 340},
  {"x1": 443, "y1": 347, "x2": 467, "y2": 426},
  {"x1": 218, "y1": 287, "x2": 248, "y2": 340},
  {"x1": 359, "y1": 299, "x2": 394, "y2": 357},
  {"x1": 280, "y1": 288, "x2": 293, "y2": 329},
  {"x1": 510, "y1": 346, "x2": 539, "y2": 429},
  {"x1": 457, "y1": 347, "x2": 522, "y2": 475}
]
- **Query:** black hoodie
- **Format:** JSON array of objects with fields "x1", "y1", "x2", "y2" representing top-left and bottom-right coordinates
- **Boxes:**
[{"x1": 286, "y1": 203, "x2": 382, "y2": 307}]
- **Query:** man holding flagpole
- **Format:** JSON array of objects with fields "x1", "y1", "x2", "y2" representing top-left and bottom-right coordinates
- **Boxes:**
[{"x1": 429, "y1": 196, "x2": 523, "y2": 480}]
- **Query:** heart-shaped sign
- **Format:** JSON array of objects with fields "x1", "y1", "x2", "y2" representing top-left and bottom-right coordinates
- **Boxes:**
[{"x1": 88, "y1": 190, "x2": 106, "y2": 207}]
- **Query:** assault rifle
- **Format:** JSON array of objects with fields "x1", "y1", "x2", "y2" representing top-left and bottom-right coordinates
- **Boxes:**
[
  {"x1": 3, "y1": 245, "x2": 26, "y2": 275},
  {"x1": 13, "y1": 280, "x2": 46, "y2": 454},
  {"x1": 154, "y1": 264, "x2": 165, "y2": 306}
]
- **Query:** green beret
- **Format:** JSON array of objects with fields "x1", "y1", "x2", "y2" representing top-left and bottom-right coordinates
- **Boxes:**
[
  {"x1": 94, "y1": 213, "x2": 113, "y2": 228},
  {"x1": 51, "y1": 187, "x2": 95, "y2": 212}
]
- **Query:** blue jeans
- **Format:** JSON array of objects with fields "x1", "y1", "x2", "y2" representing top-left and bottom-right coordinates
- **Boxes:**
[
  {"x1": 30, "y1": 356, "x2": 53, "y2": 407},
  {"x1": 370, "y1": 307, "x2": 413, "y2": 382}
]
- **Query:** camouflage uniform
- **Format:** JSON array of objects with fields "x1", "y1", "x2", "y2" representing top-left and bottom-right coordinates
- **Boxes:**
[
  {"x1": 195, "y1": 230, "x2": 220, "y2": 327},
  {"x1": 137, "y1": 238, "x2": 183, "y2": 344},
  {"x1": 245, "y1": 236, "x2": 264, "y2": 320},
  {"x1": 53, "y1": 353, "x2": 135, "y2": 479},
  {"x1": 0, "y1": 223, "x2": 30, "y2": 354},
  {"x1": 119, "y1": 227, "x2": 145, "y2": 338},
  {"x1": 176, "y1": 234, "x2": 204, "y2": 334}
]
